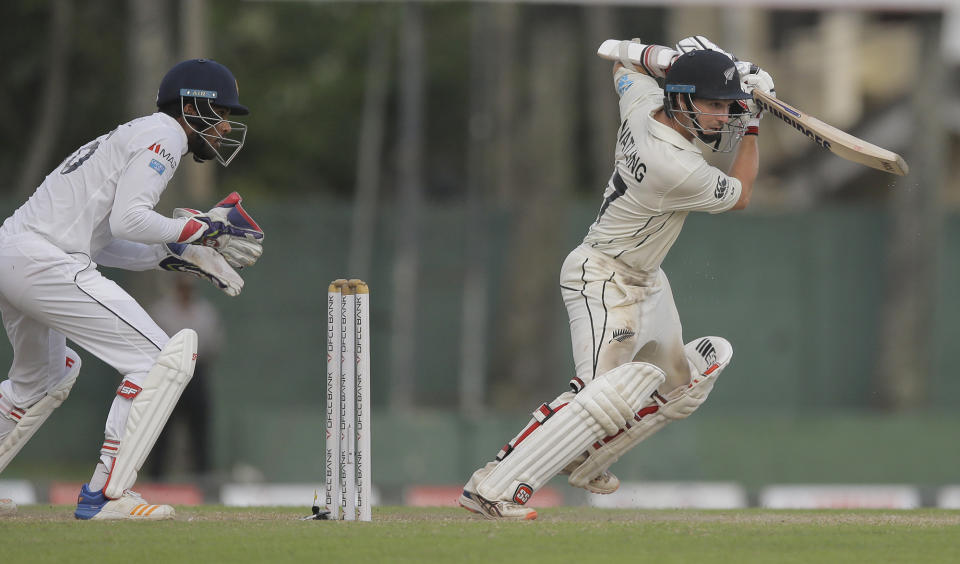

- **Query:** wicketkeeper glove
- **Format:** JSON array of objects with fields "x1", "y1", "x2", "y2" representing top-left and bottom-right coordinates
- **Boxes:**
[
  {"x1": 174, "y1": 192, "x2": 264, "y2": 268},
  {"x1": 160, "y1": 244, "x2": 244, "y2": 296}
]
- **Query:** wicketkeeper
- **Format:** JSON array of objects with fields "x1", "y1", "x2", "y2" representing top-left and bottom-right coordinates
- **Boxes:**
[
  {"x1": 459, "y1": 36, "x2": 775, "y2": 519},
  {"x1": 0, "y1": 58, "x2": 264, "y2": 520}
]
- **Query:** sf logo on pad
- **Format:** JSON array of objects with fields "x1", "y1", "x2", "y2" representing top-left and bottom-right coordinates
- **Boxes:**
[{"x1": 513, "y1": 484, "x2": 533, "y2": 505}]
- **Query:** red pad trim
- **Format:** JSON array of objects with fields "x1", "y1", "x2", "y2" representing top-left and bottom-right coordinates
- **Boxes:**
[
  {"x1": 511, "y1": 402, "x2": 569, "y2": 451},
  {"x1": 703, "y1": 363, "x2": 720, "y2": 376},
  {"x1": 635, "y1": 405, "x2": 659, "y2": 420},
  {"x1": 102, "y1": 458, "x2": 118, "y2": 499}
]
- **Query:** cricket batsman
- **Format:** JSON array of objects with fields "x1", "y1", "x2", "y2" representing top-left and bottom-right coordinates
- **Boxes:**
[
  {"x1": 0, "y1": 58, "x2": 264, "y2": 520},
  {"x1": 459, "y1": 37, "x2": 775, "y2": 519}
]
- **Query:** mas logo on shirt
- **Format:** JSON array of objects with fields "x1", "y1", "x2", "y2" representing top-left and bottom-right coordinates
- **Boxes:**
[
  {"x1": 616, "y1": 75, "x2": 634, "y2": 96},
  {"x1": 148, "y1": 159, "x2": 166, "y2": 175},
  {"x1": 148, "y1": 142, "x2": 178, "y2": 169},
  {"x1": 715, "y1": 176, "x2": 729, "y2": 199}
]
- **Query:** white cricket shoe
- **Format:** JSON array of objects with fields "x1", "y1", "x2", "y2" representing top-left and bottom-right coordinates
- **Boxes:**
[
  {"x1": 75, "y1": 483, "x2": 174, "y2": 520},
  {"x1": 458, "y1": 489, "x2": 537, "y2": 521},
  {"x1": 458, "y1": 463, "x2": 537, "y2": 520},
  {"x1": 0, "y1": 498, "x2": 16, "y2": 516},
  {"x1": 579, "y1": 470, "x2": 620, "y2": 494},
  {"x1": 561, "y1": 457, "x2": 620, "y2": 494}
]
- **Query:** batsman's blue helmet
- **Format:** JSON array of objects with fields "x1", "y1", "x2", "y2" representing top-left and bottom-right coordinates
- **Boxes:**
[
  {"x1": 664, "y1": 49, "x2": 751, "y2": 101},
  {"x1": 156, "y1": 58, "x2": 249, "y2": 115}
]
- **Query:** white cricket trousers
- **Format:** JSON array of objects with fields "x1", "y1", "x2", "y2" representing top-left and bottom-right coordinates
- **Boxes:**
[
  {"x1": 481, "y1": 244, "x2": 696, "y2": 473},
  {"x1": 0, "y1": 232, "x2": 169, "y2": 445},
  {"x1": 560, "y1": 244, "x2": 692, "y2": 393}
]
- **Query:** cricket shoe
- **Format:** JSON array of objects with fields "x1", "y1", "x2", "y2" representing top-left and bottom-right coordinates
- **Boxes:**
[
  {"x1": 458, "y1": 462, "x2": 537, "y2": 520},
  {"x1": 74, "y1": 483, "x2": 174, "y2": 520},
  {"x1": 561, "y1": 457, "x2": 620, "y2": 495},
  {"x1": 0, "y1": 498, "x2": 16, "y2": 516},
  {"x1": 458, "y1": 489, "x2": 537, "y2": 521},
  {"x1": 578, "y1": 470, "x2": 619, "y2": 495}
]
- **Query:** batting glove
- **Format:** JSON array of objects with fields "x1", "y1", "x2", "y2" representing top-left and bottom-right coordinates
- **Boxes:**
[
  {"x1": 740, "y1": 67, "x2": 776, "y2": 121},
  {"x1": 675, "y1": 35, "x2": 736, "y2": 61}
]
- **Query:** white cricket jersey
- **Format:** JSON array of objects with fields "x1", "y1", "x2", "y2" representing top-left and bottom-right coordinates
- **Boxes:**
[
  {"x1": 582, "y1": 67, "x2": 741, "y2": 272},
  {"x1": 1, "y1": 112, "x2": 194, "y2": 259}
]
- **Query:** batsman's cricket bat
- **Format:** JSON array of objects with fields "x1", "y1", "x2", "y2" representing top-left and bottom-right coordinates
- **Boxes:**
[
  {"x1": 596, "y1": 39, "x2": 909, "y2": 176},
  {"x1": 750, "y1": 89, "x2": 907, "y2": 176}
]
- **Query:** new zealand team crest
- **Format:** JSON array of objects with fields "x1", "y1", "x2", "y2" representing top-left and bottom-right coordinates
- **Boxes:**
[{"x1": 715, "y1": 176, "x2": 728, "y2": 199}]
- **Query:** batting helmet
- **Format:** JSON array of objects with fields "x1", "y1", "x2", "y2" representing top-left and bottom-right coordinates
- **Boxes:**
[
  {"x1": 664, "y1": 50, "x2": 751, "y2": 101},
  {"x1": 156, "y1": 58, "x2": 249, "y2": 116},
  {"x1": 662, "y1": 50, "x2": 751, "y2": 152}
]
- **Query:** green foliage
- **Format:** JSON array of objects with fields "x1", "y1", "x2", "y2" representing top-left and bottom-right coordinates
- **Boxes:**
[
  {"x1": 209, "y1": 2, "x2": 393, "y2": 198},
  {"x1": 0, "y1": 1, "x2": 127, "y2": 193},
  {"x1": 0, "y1": 1, "x2": 675, "y2": 203}
]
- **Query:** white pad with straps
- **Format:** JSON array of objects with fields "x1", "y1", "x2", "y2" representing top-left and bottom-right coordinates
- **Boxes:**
[
  {"x1": 474, "y1": 362, "x2": 664, "y2": 504},
  {"x1": 568, "y1": 336, "x2": 732, "y2": 489},
  {"x1": 104, "y1": 329, "x2": 197, "y2": 499},
  {"x1": 0, "y1": 349, "x2": 81, "y2": 473}
]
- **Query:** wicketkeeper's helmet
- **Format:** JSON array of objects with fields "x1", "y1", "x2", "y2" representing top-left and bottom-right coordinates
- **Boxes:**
[
  {"x1": 157, "y1": 58, "x2": 249, "y2": 115},
  {"x1": 156, "y1": 59, "x2": 248, "y2": 166}
]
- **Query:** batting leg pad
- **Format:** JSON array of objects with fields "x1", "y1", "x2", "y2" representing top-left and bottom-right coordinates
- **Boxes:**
[
  {"x1": 474, "y1": 362, "x2": 664, "y2": 503},
  {"x1": 103, "y1": 329, "x2": 197, "y2": 499},
  {"x1": 568, "y1": 336, "x2": 733, "y2": 488},
  {"x1": 0, "y1": 349, "x2": 81, "y2": 473}
]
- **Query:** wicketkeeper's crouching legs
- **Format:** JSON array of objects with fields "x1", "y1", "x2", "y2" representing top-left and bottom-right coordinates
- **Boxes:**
[
  {"x1": 0, "y1": 347, "x2": 82, "y2": 473},
  {"x1": 566, "y1": 336, "x2": 733, "y2": 489},
  {"x1": 459, "y1": 362, "x2": 665, "y2": 520},
  {"x1": 75, "y1": 329, "x2": 197, "y2": 521}
]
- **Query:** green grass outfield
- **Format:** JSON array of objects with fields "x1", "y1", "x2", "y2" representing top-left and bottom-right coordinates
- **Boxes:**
[{"x1": 4, "y1": 506, "x2": 960, "y2": 563}]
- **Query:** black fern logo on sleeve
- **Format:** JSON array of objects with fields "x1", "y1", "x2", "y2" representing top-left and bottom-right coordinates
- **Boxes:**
[{"x1": 715, "y1": 176, "x2": 728, "y2": 199}]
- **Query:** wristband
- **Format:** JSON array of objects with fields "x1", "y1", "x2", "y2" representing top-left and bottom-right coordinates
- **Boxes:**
[{"x1": 745, "y1": 125, "x2": 759, "y2": 136}]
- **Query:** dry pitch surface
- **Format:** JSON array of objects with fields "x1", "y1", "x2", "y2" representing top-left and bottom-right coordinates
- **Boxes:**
[{"x1": 4, "y1": 505, "x2": 960, "y2": 563}]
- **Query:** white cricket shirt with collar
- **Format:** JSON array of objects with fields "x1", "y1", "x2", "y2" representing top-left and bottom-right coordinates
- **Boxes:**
[
  {"x1": 1, "y1": 112, "x2": 195, "y2": 260},
  {"x1": 582, "y1": 67, "x2": 741, "y2": 273}
]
